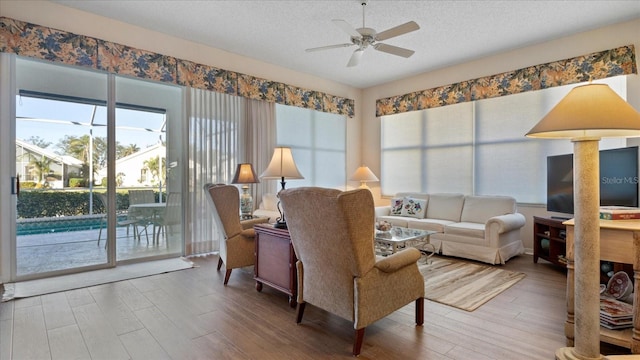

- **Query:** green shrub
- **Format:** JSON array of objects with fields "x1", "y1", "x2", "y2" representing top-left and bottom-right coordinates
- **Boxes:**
[
  {"x1": 20, "y1": 181, "x2": 37, "y2": 189},
  {"x1": 69, "y1": 178, "x2": 86, "y2": 188},
  {"x1": 17, "y1": 190, "x2": 131, "y2": 219}
]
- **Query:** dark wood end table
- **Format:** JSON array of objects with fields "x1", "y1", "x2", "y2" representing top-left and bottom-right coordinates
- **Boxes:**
[{"x1": 254, "y1": 223, "x2": 297, "y2": 307}]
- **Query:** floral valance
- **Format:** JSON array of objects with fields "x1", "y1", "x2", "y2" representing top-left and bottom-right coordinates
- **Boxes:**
[
  {"x1": 0, "y1": 17, "x2": 354, "y2": 117},
  {"x1": 376, "y1": 45, "x2": 637, "y2": 117}
]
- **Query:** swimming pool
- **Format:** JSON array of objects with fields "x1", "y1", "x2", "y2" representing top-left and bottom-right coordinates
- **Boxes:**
[{"x1": 17, "y1": 214, "x2": 128, "y2": 236}]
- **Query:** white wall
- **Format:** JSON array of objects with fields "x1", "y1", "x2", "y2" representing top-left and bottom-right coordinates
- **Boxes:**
[{"x1": 2, "y1": 1, "x2": 639, "y2": 252}]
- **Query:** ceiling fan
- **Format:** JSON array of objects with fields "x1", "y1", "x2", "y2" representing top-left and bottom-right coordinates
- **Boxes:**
[{"x1": 306, "y1": 0, "x2": 420, "y2": 67}]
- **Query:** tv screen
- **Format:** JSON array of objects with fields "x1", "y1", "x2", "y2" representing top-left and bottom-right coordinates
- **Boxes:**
[{"x1": 547, "y1": 147, "x2": 639, "y2": 215}]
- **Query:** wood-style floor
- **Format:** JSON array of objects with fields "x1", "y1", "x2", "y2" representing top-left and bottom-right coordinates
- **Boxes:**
[{"x1": 0, "y1": 254, "x2": 631, "y2": 359}]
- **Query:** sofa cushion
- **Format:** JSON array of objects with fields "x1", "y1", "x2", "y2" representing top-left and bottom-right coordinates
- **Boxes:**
[
  {"x1": 400, "y1": 197, "x2": 427, "y2": 218},
  {"x1": 390, "y1": 198, "x2": 404, "y2": 215},
  {"x1": 260, "y1": 193, "x2": 278, "y2": 211},
  {"x1": 445, "y1": 222, "x2": 485, "y2": 239},
  {"x1": 425, "y1": 193, "x2": 465, "y2": 222},
  {"x1": 461, "y1": 195, "x2": 516, "y2": 224},
  {"x1": 406, "y1": 218, "x2": 454, "y2": 233}
]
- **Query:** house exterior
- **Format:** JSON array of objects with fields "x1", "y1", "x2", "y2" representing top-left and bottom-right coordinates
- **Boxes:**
[
  {"x1": 97, "y1": 143, "x2": 166, "y2": 187},
  {"x1": 15, "y1": 139, "x2": 83, "y2": 188}
]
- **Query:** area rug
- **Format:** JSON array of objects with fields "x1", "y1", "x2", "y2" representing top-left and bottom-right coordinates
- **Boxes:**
[
  {"x1": 420, "y1": 256, "x2": 525, "y2": 312},
  {"x1": 2, "y1": 257, "x2": 195, "y2": 301}
]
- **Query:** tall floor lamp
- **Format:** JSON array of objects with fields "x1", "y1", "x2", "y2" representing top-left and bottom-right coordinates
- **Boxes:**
[
  {"x1": 526, "y1": 82, "x2": 640, "y2": 360},
  {"x1": 260, "y1": 147, "x2": 304, "y2": 229}
]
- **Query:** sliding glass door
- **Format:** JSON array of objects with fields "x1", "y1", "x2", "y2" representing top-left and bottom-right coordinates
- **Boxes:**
[
  {"x1": 114, "y1": 76, "x2": 183, "y2": 262},
  {"x1": 15, "y1": 58, "x2": 110, "y2": 278},
  {"x1": 10, "y1": 57, "x2": 184, "y2": 281}
]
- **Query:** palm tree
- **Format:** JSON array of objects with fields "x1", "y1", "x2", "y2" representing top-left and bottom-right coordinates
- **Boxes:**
[
  {"x1": 142, "y1": 157, "x2": 166, "y2": 185},
  {"x1": 57, "y1": 134, "x2": 107, "y2": 183},
  {"x1": 117, "y1": 143, "x2": 140, "y2": 159},
  {"x1": 29, "y1": 155, "x2": 52, "y2": 185}
]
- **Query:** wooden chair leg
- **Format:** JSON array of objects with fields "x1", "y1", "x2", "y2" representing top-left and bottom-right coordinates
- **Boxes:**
[
  {"x1": 223, "y1": 269, "x2": 232, "y2": 285},
  {"x1": 416, "y1": 297, "x2": 424, "y2": 326},
  {"x1": 217, "y1": 257, "x2": 223, "y2": 270},
  {"x1": 295, "y1": 302, "x2": 306, "y2": 324},
  {"x1": 353, "y1": 328, "x2": 365, "y2": 356}
]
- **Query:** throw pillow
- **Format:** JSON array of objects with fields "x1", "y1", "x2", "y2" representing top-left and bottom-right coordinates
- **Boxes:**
[
  {"x1": 401, "y1": 197, "x2": 427, "y2": 218},
  {"x1": 390, "y1": 198, "x2": 404, "y2": 215}
]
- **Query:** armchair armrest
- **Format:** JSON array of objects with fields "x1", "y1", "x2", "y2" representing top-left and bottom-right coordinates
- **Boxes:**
[
  {"x1": 240, "y1": 228, "x2": 256, "y2": 238},
  {"x1": 375, "y1": 206, "x2": 391, "y2": 218},
  {"x1": 241, "y1": 216, "x2": 269, "y2": 230},
  {"x1": 486, "y1": 213, "x2": 526, "y2": 233},
  {"x1": 374, "y1": 248, "x2": 422, "y2": 273}
]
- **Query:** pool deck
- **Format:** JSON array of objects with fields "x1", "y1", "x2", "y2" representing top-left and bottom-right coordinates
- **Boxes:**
[{"x1": 16, "y1": 225, "x2": 181, "y2": 276}]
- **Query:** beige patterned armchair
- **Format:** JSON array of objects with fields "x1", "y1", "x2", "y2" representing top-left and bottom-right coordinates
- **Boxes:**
[
  {"x1": 205, "y1": 184, "x2": 257, "y2": 285},
  {"x1": 280, "y1": 187, "x2": 425, "y2": 356}
]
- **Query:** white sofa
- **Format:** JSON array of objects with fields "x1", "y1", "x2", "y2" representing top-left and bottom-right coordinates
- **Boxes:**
[
  {"x1": 252, "y1": 193, "x2": 280, "y2": 223},
  {"x1": 375, "y1": 193, "x2": 525, "y2": 265}
]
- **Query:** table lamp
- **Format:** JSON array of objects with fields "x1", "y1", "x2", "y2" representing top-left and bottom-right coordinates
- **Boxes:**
[
  {"x1": 526, "y1": 82, "x2": 640, "y2": 360},
  {"x1": 260, "y1": 147, "x2": 304, "y2": 229},
  {"x1": 350, "y1": 165, "x2": 379, "y2": 189},
  {"x1": 231, "y1": 163, "x2": 260, "y2": 219}
]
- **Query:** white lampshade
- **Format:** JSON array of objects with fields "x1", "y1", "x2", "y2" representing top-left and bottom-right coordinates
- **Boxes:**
[
  {"x1": 526, "y1": 83, "x2": 640, "y2": 139},
  {"x1": 260, "y1": 147, "x2": 304, "y2": 180},
  {"x1": 350, "y1": 166, "x2": 379, "y2": 189}
]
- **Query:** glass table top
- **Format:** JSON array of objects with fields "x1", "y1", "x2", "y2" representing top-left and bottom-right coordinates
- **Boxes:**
[{"x1": 375, "y1": 226, "x2": 437, "y2": 242}]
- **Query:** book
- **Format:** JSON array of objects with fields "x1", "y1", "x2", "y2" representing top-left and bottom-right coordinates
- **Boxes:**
[
  {"x1": 600, "y1": 314, "x2": 632, "y2": 324},
  {"x1": 600, "y1": 212, "x2": 640, "y2": 220},
  {"x1": 600, "y1": 297, "x2": 634, "y2": 318},
  {"x1": 600, "y1": 321, "x2": 633, "y2": 330},
  {"x1": 600, "y1": 206, "x2": 640, "y2": 220}
]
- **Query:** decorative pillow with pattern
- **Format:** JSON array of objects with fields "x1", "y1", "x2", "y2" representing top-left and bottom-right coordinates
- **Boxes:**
[
  {"x1": 401, "y1": 197, "x2": 427, "y2": 218},
  {"x1": 390, "y1": 198, "x2": 404, "y2": 215}
]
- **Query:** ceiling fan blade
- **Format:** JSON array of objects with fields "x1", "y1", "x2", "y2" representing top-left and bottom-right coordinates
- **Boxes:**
[
  {"x1": 375, "y1": 21, "x2": 420, "y2": 41},
  {"x1": 373, "y1": 43, "x2": 415, "y2": 58},
  {"x1": 347, "y1": 49, "x2": 364, "y2": 67},
  {"x1": 332, "y1": 19, "x2": 361, "y2": 38},
  {"x1": 306, "y1": 43, "x2": 354, "y2": 52}
]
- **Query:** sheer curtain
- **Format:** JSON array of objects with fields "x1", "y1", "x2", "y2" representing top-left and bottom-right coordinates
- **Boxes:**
[
  {"x1": 243, "y1": 99, "x2": 276, "y2": 204},
  {"x1": 185, "y1": 89, "x2": 276, "y2": 256},
  {"x1": 186, "y1": 88, "x2": 243, "y2": 255}
]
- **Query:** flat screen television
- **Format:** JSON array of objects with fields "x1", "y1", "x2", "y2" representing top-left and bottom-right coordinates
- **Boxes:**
[{"x1": 547, "y1": 146, "x2": 639, "y2": 215}]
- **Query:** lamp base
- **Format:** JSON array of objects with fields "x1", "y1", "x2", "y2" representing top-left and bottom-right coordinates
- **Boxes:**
[
  {"x1": 273, "y1": 220, "x2": 287, "y2": 229},
  {"x1": 240, "y1": 186, "x2": 253, "y2": 219}
]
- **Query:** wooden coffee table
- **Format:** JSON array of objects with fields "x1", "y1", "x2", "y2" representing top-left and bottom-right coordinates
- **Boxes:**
[{"x1": 374, "y1": 227, "x2": 438, "y2": 262}]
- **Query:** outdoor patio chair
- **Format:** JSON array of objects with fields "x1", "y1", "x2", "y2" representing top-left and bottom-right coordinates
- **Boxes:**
[
  {"x1": 96, "y1": 193, "x2": 140, "y2": 248},
  {"x1": 128, "y1": 189, "x2": 156, "y2": 242},
  {"x1": 150, "y1": 192, "x2": 181, "y2": 247}
]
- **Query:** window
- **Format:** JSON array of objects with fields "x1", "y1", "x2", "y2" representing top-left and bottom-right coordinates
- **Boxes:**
[
  {"x1": 276, "y1": 105, "x2": 346, "y2": 189},
  {"x1": 381, "y1": 76, "x2": 628, "y2": 203}
]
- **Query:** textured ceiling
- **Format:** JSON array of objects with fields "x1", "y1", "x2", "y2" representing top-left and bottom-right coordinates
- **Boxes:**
[{"x1": 52, "y1": 0, "x2": 640, "y2": 89}]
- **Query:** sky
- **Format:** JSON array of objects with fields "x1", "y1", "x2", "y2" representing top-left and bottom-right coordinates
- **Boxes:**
[{"x1": 16, "y1": 96, "x2": 164, "y2": 154}]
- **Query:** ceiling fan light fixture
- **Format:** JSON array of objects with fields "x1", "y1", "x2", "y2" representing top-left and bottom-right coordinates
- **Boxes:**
[{"x1": 305, "y1": 1, "x2": 419, "y2": 67}]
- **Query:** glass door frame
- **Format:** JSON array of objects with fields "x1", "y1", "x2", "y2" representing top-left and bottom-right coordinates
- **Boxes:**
[
  {"x1": 0, "y1": 53, "x2": 17, "y2": 283},
  {"x1": 2, "y1": 55, "x2": 185, "y2": 283}
]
